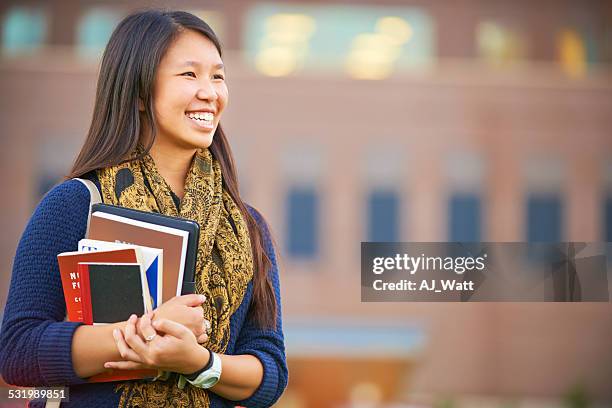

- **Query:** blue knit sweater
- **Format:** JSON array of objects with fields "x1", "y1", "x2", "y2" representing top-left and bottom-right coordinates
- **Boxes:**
[{"x1": 0, "y1": 179, "x2": 288, "y2": 407}]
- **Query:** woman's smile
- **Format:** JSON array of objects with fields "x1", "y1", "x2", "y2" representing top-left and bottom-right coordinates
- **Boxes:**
[{"x1": 185, "y1": 111, "x2": 215, "y2": 131}]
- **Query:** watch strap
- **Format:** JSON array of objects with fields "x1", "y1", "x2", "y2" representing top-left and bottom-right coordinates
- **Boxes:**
[
  {"x1": 179, "y1": 351, "x2": 222, "y2": 390},
  {"x1": 185, "y1": 348, "x2": 214, "y2": 381}
]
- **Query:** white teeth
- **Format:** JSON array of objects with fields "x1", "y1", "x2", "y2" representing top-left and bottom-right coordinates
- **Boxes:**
[{"x1": 187, "y1": 112, "x2": 214, "y2": 122}]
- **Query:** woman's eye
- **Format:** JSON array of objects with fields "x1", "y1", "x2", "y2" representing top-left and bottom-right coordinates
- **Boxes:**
[
  {"x1": 213, "y1": 74, "x2": 225, "y2": 80},
  {"x1": 181, "y1": 71, "x2": 196, "y2": 78}
]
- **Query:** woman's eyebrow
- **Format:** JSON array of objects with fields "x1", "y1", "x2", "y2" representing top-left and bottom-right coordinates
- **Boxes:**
[{"x1": 178, "y1": 60, "x2": 224, "y2": 70}]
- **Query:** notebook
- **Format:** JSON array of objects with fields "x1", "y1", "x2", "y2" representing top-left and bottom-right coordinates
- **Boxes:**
[{"x1": 78, "y1": 262, "x2": 150, "y2": 325}]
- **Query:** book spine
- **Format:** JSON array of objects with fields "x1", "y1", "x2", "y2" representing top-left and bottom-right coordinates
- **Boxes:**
[
  {"x1": 88, "y1": 369, "x2": 158, "y2": 383},
  {"x1": 78, "y1": 263, "x2": 93, "y2": 325},
  {"x1": 145, "y1": 257, "x2": 159, "y2": 309}
]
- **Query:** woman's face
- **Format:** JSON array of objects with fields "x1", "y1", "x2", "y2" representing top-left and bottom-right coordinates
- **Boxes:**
[{"x1": 150, "y1": 29, "x2": 227, "y2": 151}]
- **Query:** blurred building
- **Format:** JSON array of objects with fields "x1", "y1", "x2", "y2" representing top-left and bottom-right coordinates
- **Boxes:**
[{"x1": 1, "y1": 0, "x2": 611, "y2": 407}]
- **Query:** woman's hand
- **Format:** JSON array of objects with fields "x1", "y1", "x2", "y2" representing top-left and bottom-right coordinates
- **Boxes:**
[
  {"x1": 139, "y1": 294, "x2": 210, "y2": 344},
  {"x1": 105, "y1": 314, "x2": 210, "y2": 374}
]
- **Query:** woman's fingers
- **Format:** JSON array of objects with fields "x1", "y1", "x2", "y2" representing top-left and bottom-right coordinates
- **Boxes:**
[
  {"x1": 123, "y1": 314, "x2": 148, "y2": 355},
  {"x1": 197, "y1": 332, "x2": 209, "y2": 344},
  {"x1": 152, "y1": 318, "x2": 192, "y2": 340},
  {"x1": 113, "y1": 328, "x2": 143, "y2": 363},
  {"x1": 195, "y1": 319, "x2": 211, "y2": 343},
  {"x1": 172, "y1": 294, "x2": 206, "y2": 307},
  {"x1": 138, "y1": 312, "x2": 157, "y2": 342}
]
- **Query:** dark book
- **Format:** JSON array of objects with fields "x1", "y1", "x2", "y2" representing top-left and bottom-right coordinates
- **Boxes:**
[{"x1": 78, "y1": 263, "x2": 150, "y2": 325}]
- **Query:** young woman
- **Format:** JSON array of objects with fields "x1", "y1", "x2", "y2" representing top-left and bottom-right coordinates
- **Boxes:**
[{"x1": 0, "y1": 9, "x2": 287, "y2": 408}]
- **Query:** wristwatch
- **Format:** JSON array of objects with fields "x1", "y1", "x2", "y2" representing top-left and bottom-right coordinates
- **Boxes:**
[{"x1": 178, "y1": 349, "x2": 222, "y2": 389}]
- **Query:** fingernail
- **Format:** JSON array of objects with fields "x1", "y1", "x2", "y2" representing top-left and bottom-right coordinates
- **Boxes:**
[
  {"x1": 104, "y1": 363, "x2": 111, "y2": 368},
  {"x1": 112, "y1": 329, "x2": 118, "y2": 339},
  {"x1": 199, "y1": 295, "x2": 206, "y2": 302}
]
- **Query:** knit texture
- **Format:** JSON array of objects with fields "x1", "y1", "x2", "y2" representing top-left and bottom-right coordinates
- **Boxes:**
[{"x1": 0, "y1": 179, "x2": 288, "y2": 407}]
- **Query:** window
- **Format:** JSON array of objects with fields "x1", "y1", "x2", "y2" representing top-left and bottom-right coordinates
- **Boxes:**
[
  {"x1": 605, "y1": 195, "x2": 612, "y2": 242},
  {"x1": 605, "y1": 195, "x2": 612, "y2": 264},
  {"x1": 603, "y1": 160, "x2": 612, "y2": 243},
  {"x1": 244, "y1": 4, "x2": 434, "y2": 78},
  {"x1": 557, "y1": 28, "x2": 587, "y2": 78},
  {"x1": 527, "y1": 194, "x2": 562, "y2": 242},
  {"x1": 476, "y1": 20, "x2": 527, "y2": 65},
  {"x1": 282, "y1": 144, "x2": 323, "y2": 259},
  {"x1": 446, "y1": 151, "x2": 484, "y2": 242},
  {"x1": 286, "y1": 186, "x2": 319, "y2": 258},
  {"x1": 37, "y1": 173, "x2": 61, "y2": 199},
  {"x1": 523, "y1": 156, "x2": 564, "y2": 243},
  {"x1": 35, "y1": 139, "x2": 79, "y2": 202},
  {"x1": 449, "y1": 193, "x2": 481, "y2": 242},
  {"x1": 367, "y1": 190, "x2": 400, "y2": 242},
  {"x1": 2, "y1": 7, "x2": 47, "y2": 53},
  {"x1": 77, "y1": 8, "x2": 121, "y2": 56}
]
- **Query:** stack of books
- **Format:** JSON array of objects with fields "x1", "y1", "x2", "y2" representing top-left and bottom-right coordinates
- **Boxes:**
[{"x1": 57, "y1": 204, "x2": 200, "y2": 382}]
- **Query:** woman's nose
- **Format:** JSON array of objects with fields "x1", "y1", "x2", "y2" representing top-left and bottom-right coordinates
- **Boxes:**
[{"x1": 196, "y1": 82, "x2": 218, "y2": 101}]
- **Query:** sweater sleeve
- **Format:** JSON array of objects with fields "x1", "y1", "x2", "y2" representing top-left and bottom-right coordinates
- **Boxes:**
[
  {"x1": 233, "y1": 208, "x2": 288, "y2": 408},
  {"x1": 0, "y1": 180, "x2": 90, "y2": 386}
]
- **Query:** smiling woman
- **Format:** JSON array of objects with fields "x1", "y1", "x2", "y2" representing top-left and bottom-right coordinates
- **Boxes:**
[
  {"x1": 0, "y1": 9, "x2": 287, "y2": 408},
  {"x1": 151, "y1": 30, "x2": 227, "y2": 154},
  {"x1": 146, "y1": 29, "x2": 229, "y2": 199}
]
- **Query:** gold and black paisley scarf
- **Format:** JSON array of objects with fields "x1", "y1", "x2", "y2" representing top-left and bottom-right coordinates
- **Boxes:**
[{"x1": 96, "y1": 148, "x2": 253, "y2": 408}]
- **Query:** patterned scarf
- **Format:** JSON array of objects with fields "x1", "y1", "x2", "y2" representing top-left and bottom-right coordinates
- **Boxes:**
[{"x1": 96, "y1": 148, "x2": 253, "y2": 407}]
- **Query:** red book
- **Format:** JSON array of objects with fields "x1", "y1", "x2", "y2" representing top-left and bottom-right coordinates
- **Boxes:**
[
  {"x1": 57, "y1": 249, "x2": 138, "y2": 322},
  {"x1": 88, "y1": 368, "x2": 158, "y2": 383}
]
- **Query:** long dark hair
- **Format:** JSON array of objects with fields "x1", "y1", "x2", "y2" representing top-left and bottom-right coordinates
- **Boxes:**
[{"x1": 68, "y1": 9, "x2": 277, "y2": 329}]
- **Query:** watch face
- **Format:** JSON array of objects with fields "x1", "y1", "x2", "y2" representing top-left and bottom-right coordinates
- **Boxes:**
[
  {"x1": 190, "y1": 371, "x2": 220, "y2": 389},
  {"x1": 187, "y1": 351, "x2": 222, "y2": 389},
  {"x1": 201, "y1": 376, "x2": 220, "y2": 388}
]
